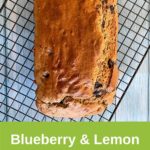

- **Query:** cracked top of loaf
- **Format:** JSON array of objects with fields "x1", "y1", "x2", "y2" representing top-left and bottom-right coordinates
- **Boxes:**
[{"x1": 34, "y1": 0, "x2": 118, "y2": 118}]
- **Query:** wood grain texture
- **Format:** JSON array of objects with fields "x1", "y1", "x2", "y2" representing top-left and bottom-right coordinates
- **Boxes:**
[
  {"x1": 116, "y1": 56, "x2": 149, "y2": 121},
  {"x1": 5, "y1": 1, "x2": 21, "y2": 121},
  {"x1": 115, "y1": 0, "x2": 150, "y2": 122},
  {"x1": 4, "y1": 1, "x2": 35, "y2": 121},
  {"x1": 148, "y1": 46, "x2": 150, "y2": 121},
  {"x1": 148, "y1": 0, "x2": 150, "y2": 121},
  {"x1": 0, "y1": 0, "x2": 6, "y2": 121}
]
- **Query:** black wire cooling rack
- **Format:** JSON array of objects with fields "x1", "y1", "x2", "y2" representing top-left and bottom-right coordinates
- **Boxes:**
[{"x1": 0, "y1": 0, "x2": 150, "y2": 122}]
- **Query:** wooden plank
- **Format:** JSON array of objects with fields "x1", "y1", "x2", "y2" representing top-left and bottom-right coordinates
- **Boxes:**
[
  {"x1": 0, "y1": 0, "x2": 6, "y2": 121},
  {"x1": 5, "y1": 0, "x2": 35, "y2": 121},
  {"x1": 148, "y1": 48, "x2": 150, "y2": 121},
  {"x1": 5, "y1": 0, "x2": 19, "y2": 121},
  {"x1": 116, "y1": 55, "x2": 149, "y2": 121},
  {"x1": 114, "y1": 0, "x2": 149, "y2": 121}
]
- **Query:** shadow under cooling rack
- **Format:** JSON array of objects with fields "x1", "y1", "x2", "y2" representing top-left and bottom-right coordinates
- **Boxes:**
[{"x1": 0, "y1": 0, "x2": 150, "y2": 122}]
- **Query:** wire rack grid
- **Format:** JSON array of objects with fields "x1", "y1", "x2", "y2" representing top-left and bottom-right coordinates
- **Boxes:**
[{"x1": 0, "y1": 0, "x2": 150, "y2": 122}]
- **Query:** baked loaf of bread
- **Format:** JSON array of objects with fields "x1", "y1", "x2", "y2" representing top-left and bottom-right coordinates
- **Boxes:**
[{"x1": 34, "y1": 0, "x2": 118, "y2": 118}]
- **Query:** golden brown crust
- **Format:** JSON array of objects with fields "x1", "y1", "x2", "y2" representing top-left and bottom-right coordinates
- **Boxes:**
[
  {"x1": 34, "y1": 0, "x2": 104, "y2": 103},
  {"x1": 36, "y1": 91, "x2": 116, "y2": 118},
  {"x1": 34, "y1": 0, "x2": 118, "y2": 118}
]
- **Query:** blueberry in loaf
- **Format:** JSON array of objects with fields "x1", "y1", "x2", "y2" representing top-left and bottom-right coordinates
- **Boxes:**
[{"x1": 34, "y1": 0, "x2": 118, "y2": 118}]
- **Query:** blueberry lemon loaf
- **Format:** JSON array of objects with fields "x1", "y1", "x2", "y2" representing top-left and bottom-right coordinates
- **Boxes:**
[{"x1": 34, "y1": 0, "x2": 118, "y2": 118}]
